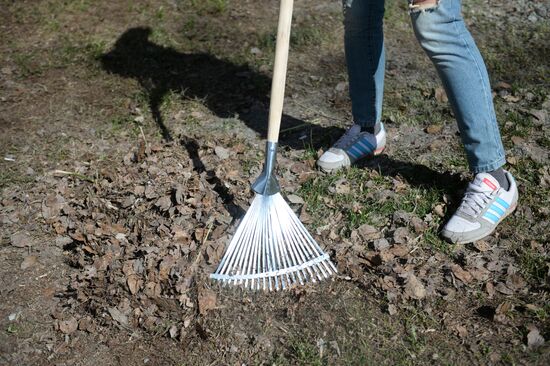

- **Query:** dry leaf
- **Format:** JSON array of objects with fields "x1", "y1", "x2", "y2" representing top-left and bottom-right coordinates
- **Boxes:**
[
  {"x1": 485, "y1": 282, "x2": 495, "y2": 298},
  {"x1": 59, "y1": 318, "x2": 78, "y2": 334},
  {"x1": 496, "y1": 302, "x2": 513, "y2": 315},
  {"x1": 506, "y1": 273, "x2": 526, "y2": 290},
  {"x1": 451, "y1": 264, "x2": 473, "y2": 284},
  {"x1": 405, "y1": 274, "x2": 426, "y2": 300},
  {"x1": 198, "y1": 288, "x2": 217, "y2": 315},
  {"x1": 108, "y1": 307, "x2": 129, "y2": 326},
  {"x1": 356, "y1": 224, "x2": 380, "y2": 241},
  {"x1": 454, "y1": 325, "x2": 468, "y2": 338},
  {"x1": 155, "y1": 195, "x2": 172, "y2": 211},
  {"x1": 434, "y1": 87, "x2": 448, "y2": 103},
  {"x1": 127, "y1": 274, "x2": 142, "y2": 295},
  {"x1": 473, "y1": 240, "x2": 490, "y2": 252},
  {"x1": 20, "y1": 255, "x2": 38, "y2": 270},
  {"x1": 495, "y1": 282, "x2": 514, "y2": 295}
]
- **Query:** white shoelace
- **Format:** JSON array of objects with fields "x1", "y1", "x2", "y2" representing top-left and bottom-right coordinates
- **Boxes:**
[{"x1": 458, "y1": 183, "x2": 495, "y2": 217}]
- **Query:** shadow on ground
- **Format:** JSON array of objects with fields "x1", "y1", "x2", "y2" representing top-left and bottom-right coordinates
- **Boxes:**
[
  {"x1": 101, "y1": 26, "x2": 469, "y2": 209},
  {"x1": 100, "y1": 26, "x2": 345, "y2": 148}
]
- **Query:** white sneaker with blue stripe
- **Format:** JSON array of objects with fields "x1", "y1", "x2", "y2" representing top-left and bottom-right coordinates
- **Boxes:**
[
  {"x1": 317, "y1": 123, "x2": 386, "y2": 172},
  {"x1": 441, "y1": 171, "x2": 518, "y2": 244}
]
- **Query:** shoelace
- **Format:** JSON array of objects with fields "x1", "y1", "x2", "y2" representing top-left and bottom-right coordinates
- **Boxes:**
[
  {"x1": 458, "y1": 183, "x2": 495, "y2": 217},
  {"x1": 333, "y1": 125, "x2": 362, "y2": 149}
]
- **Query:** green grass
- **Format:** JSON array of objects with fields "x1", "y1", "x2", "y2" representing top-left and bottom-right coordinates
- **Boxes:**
[
  {"x1": 300, "y1": 167, "x2": 444, "y2": 234},
  {"x1": 189, "y1": 0, "x2": 228, "y2": 15},
  {"x1": 519, "y1": 249, "x2": 548, "y2": 284},
  {"x1": 0, "y1": 166, "x2": 35, "y2": 189},
  {"x1": 289, "y1": 340, "x2": 324, "y2": 365}
]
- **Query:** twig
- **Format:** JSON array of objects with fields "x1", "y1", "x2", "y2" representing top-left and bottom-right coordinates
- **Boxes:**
[
  {"x1": 52, "y1": 170, "x2": 95, "y2": 183},
  {"x1": 139, "y1": 126, "x2": 148, "y2": 149}
]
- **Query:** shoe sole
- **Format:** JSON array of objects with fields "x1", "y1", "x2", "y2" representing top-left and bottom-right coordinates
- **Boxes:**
[
  {"x1": 443, "y1": 203, "x2": 517, "y2": 245},
  {"x1": 318, "y1": 146, "x2": 386, "y2": 173}
]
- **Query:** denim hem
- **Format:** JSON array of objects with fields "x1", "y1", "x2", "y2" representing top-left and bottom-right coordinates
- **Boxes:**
[
  {"x1": 353, "y1": 119, "x2": 380, "y2": 128},
  {"x1": 470, "y1": 155, "x2": 506, "y2": 174}
]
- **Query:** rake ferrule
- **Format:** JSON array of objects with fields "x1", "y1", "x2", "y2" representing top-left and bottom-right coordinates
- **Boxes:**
[{"x1": 251, "y1": 141, "x2": 280, "y2": 196}]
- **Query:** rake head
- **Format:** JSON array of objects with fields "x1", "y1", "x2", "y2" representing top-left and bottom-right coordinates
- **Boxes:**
[{"x1": 210, "y1": 192, "x2": 337, "y2": 291}]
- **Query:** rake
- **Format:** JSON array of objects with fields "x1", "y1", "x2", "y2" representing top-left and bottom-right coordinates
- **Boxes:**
[{"x1": 210, "y1": 0, "x2": 337, "y2": 290}]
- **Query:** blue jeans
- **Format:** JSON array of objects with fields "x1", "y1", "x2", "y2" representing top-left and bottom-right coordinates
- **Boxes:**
[{"x1": 343, "y1": 0, "x2": 506, "y2": 173}]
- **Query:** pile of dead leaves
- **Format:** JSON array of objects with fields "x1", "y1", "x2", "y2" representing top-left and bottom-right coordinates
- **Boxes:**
[{"x1": 40, "y1": 135, "x2": 263, "y2": 338}]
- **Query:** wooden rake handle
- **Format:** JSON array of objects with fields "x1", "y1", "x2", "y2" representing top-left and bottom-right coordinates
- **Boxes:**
[{"x1": 267, "y1": 0, "x2": 294, "y2": 143}]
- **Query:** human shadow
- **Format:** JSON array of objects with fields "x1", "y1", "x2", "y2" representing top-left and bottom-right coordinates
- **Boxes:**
[{"x1": 100, "y1": 27, "x2": 343, "y2": 148}]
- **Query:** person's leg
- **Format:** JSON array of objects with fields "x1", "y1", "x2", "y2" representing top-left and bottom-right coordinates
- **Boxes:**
[
  {"x1": 317, "y1": 0, "x2": 387, "y2": 172},
  {"x1": 409, "y1": 0, "x2": 506, "y2": 176},
  {"x1": 344, "y1": 0, "x2": 386, "y2": 132},
  {"x1": 409, "y1": 0, "x2": 518, "y2": 244}
]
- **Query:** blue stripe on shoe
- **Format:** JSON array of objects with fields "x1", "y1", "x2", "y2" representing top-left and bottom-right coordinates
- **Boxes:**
[
  {"x1": 495, "y1": 197, "x2": 510, "y2": 209},
  {"x1": 360, "y1": 138, "x2": 375, "y2": 151},
  {"x1": 483, "y1": 212, "x2": 499, "y2": 224},
  {"x1": 346, "y1": 148, "x2": 359, "y2": 159},
  {"x1": 349, "y1": 146, "x2": 364, "y2": 157},
  {"x1": 489, "y1": 204, "x2": 505, "y2": 217},
  {"x1": 357, "y1": 141, "x2": 373, "y2": 154}
]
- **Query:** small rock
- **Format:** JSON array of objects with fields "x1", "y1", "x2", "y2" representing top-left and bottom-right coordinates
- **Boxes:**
[
  {"x1": 287, "y1": 194, "x2": 304, "y2": 205},
  {"x1": 335, "y1": 81, "x2": 348, "y2": 92},
  {"x1": 55, "y1": 236, "x2": 73, "y2": 247},
  {"x1": 155, "y1": 195, "x2": 172, "y2": 212},
  {"x1": 250, "y1": 47, "x2": 262, "y2": 55},
  {"x1": 169, "y1": 325, "x2": 178, "y2": 339},
  {"x1": 11, "y1": 232, "x2": 32, "y2": 248},
  {"x1": 214, "y1": 146, "x2": 230, "y2": 160},
  {"x1": 527, "y1": 326, "x2": 545, "y2": 349},
  {"x1": 20, "y1": 255, "x2": 38, "y2": 270}
]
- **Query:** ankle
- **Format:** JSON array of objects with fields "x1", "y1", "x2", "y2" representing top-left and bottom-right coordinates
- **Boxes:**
[
  {"x1": 360, "y1": 122, "x2": 381, "y2": 135},
  {"x1": 488, "y1": 168, "x2": 510, "y2": 190}
]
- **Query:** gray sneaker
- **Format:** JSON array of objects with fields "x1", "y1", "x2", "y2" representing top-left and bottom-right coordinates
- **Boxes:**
[
  {"x1": 317, "y1": 124, "x2": 386, "y2": 172},
  {"x1": 441, "y1": 171, "x2": 518, "y2": 244}
]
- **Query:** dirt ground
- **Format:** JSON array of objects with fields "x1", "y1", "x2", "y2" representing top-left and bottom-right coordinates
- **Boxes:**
[{"x1": 1, "y1": 0, "x2": 549, "y2": 365}]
